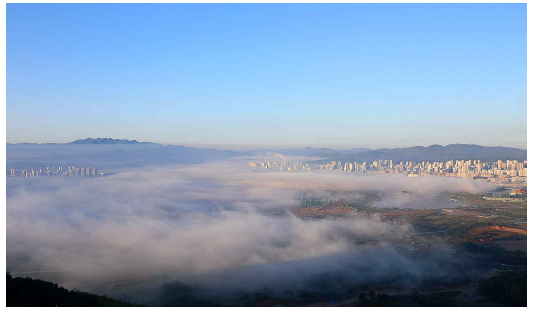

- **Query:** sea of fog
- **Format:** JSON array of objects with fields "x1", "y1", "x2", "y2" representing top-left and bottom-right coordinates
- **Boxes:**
[{"x1": 6, "y1": 158, "x2": 498, "y2": 304}]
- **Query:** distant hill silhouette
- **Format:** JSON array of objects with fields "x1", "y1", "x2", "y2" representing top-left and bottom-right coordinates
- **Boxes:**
[
  {"x1": 6, "y1": 140, "x2": 526, "y2": 170},
  {"x1": 68, "y1": 138, "x2": 154, "y2": 144},
  {"x1": 323, "y1": 144, "x2": 526, "y2": 163}
]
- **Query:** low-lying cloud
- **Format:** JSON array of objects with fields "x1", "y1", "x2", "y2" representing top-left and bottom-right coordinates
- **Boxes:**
[{"x1": 6, "y1": 160, "x2": 495, "y2": 302}]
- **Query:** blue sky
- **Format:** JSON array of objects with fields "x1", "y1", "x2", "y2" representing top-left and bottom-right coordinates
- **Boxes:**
[{"x1": 7, "y1": 4, "x2": 527, "y2": 149}]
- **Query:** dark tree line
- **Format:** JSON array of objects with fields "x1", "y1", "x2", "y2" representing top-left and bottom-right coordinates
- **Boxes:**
[
  {"x1": 358, "y1": 291, "x2": 395, "y2": 306},
  {"x1": 478, "y1": 271, "x2": 527, "y2": 307},
  {"x1": 6, "y1": 273, "x2": 141, "y2": 307}
]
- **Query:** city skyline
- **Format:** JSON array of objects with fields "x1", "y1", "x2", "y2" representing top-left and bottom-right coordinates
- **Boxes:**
[
  {"x1": 7, "y1": 4, "x2": 526, "y2": 149},
  {"x1": 250, "y1": 158, "x2": 527, "y2": 186}
]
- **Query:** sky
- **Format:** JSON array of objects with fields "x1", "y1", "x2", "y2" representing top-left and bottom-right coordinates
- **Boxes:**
[{"x1": 6, "y1": 4, "x2": 527, "y2": 149}]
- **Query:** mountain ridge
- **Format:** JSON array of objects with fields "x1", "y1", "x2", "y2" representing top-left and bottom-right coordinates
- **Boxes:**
[
  {"x1": 68, "y1": 138, "x2": 155, "y2": 144},
  {"x1": 7, "y1": 138, "x2": 526, "y2": 153},
  {"x1": 321, "y1": 143, "x2": 526, "y2": 163},
  {"x1": 6, "y1": 139, "x2": 526, "y2": 169}
]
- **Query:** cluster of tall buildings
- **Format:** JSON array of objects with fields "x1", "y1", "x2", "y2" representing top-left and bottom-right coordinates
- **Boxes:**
[
  {"x1": 249, "y1": 160, "x2": 313, "y2": 171},
  {"x1": 7, "y1": 166, "x2": 100, "y2": 178},
  {"x1": 249, "y1": 159, "x2": 527, "y2": 186}
]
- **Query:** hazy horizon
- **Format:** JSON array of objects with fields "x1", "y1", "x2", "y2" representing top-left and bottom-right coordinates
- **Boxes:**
[{"x1": 5, "y1": 138, "x2": 528, "y2": 151}]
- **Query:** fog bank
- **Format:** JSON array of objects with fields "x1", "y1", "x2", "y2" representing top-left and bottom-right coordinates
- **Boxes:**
[{"x1": 6, "y1": 160, "x2": 495, "y2": 300}]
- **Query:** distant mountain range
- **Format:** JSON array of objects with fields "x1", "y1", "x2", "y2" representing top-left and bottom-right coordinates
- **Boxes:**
[
  {"x1": 320, "y1": 144, "x2": 526, "y2": 163},
  {"x1": 68, "y1": 138, "x2": 153, "y2": 144},
  {"x1": 250, "y1": 144, "x2": 526, "y2": 162},
  {"x1": 6, "y1": 139, "x2": 526, "y2": 170},
  {"x1": 6, "y1": 138, "x2": 155, "y2": 145}
]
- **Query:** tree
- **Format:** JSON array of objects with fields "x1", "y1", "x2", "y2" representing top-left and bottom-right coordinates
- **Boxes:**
[
  {"x1": 358, "y1": 292, "x2": 367, "y2": 305},
  {"x1": 411, "y1": 288, "x2": 420, "y2": 301},
  {"x1": 478, "y1": 271, "x2": 526, "y2": 307},
  {"x1": 368, "y1": 291, "x2": 376, "y2": 301}
]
